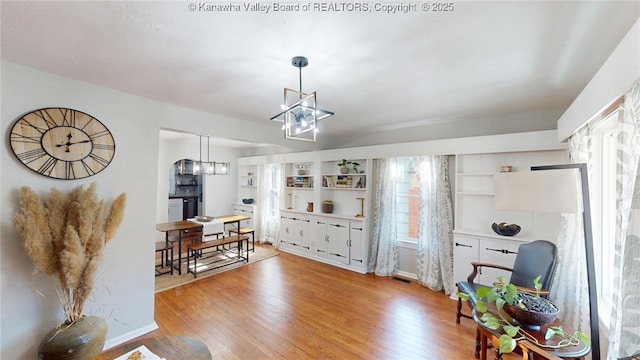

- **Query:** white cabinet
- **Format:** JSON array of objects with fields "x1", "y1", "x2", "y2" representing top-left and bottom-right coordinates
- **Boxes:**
[
  {"x1": 477, "y1": 238, "x2": 520, "y2": 284},
  {"x1": 453, "y1": 235, "x2": 479, "y2": 286},
  {"x1": 453, "y1": 150, "x2": 567, "y2": 288},
  {"x1": 327, "y1": 218, "x2": 350, "y2": 265},
  {"x1": 278, "y1": 212, "x2": 310, "y2": 252},
  {"x1": 349, "y1": 221, "x2": 365, "y2": 269},
  {"x1": 232, "y1": 204, "x2": 254, "y2": 228},
  {"x1": 309, "y1": 216, "x2": 329, "y2": 258},
  {"x1": 280, "y1": 210, "x2": 368, "y2": 273},
  {"x1": 277, "y1": 158, "x2": 371, "y2": 274},
  {"x1": 453, "y1": 232, "x2": 527, "y2": 286}
]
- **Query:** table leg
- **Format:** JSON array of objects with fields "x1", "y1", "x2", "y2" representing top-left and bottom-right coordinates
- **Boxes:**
[
  {"x1": 480, "y1": 329, "x2": 488, "y2": 360},
  {"x1": 177, "y1": 231, "x2": 183, "y2": 275}
]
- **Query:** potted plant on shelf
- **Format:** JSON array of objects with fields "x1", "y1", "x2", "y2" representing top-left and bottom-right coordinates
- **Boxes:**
[
  {"x1": 338, "y1": 159, "x2": 352, "y2": 174},
  {"x1": 458, "y1": 276, "x2": 589, "y2": 354},
  {"x1": 351, "y1": 161, "x2": 365, "y2": 174}
]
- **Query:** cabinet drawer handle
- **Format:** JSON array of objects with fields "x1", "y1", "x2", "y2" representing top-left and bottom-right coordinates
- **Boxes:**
[
  {"x1": 330, "y1": 224, "x2": 346, "y2": 228},
  {"x1": 455, "y1": 242, "x2": 472, "y2": 248},
  {"x1": 352, "y1": 227, "x2": 363, "y2": 231},
  {"x1": 485, "y1": 247, "x2": 518, "y2": 255},
  {"x1": 352, "y1": 258, "x2": 363, "y2": 263},
  {"x1": 330, "y1": 252, "x2": 346, "y2": 258}
]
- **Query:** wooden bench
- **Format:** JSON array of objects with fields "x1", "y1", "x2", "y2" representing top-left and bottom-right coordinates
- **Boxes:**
[
  {"x1": 228, "y1": 227, "x2": 255, "y2": 252},
  {"x1": 186, "y1": 235, "x2": 250, "y2": 278}
]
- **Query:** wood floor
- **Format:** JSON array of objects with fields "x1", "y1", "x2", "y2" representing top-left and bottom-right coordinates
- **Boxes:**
[{"x1": 141, "y1": 244, "x2": 504, "y2": 359}]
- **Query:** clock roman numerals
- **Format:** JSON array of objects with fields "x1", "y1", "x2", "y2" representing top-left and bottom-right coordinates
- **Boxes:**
[
  {"x1": 89, "y1": 129, "x2": 112, "y2": 139},
  {"x1": 59, "y1": 108, "x2": 76, "y2": 127},
  {"x1": 33, "y1": 109, "x2": 60, "y2": 129},
  {"x1": 10, "y1": 108, "x2": 115, "y2": 180},
  {"x1": 16, "y1": 148, "x2": 47, "y2": 163},
  {"x1": 11, "y1": 132, "x2": 42, "y2": 144},
  {"x1": 37, "y1": 156, "x2": 58, "y2": 177}
]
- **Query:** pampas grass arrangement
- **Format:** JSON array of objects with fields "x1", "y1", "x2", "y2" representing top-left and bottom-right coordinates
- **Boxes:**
[{"x1": 14, "y1": 182, "x2": 126, "y2": 323}]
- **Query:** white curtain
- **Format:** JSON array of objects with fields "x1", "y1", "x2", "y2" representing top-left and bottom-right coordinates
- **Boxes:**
[
  {"x1": 552, "y1": 125, "x2": 592, "y2": 339},
  {"x1": 368, "y1": 158, "x2": 399, "y2": 276},
  {"x1": 258, "y1": 163, "x2": 281, "y2": 247},
  {"x1": 607, "y1": 82, "x2": 640, "y2": 359},
  {"x1": 416, "y1": 155, "x2": 455, "y2": 294}
]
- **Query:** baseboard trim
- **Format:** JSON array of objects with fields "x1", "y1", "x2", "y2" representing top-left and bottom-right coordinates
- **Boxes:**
[{"x1": 102, "y1": 322, "x2": 159, "y2": 350}]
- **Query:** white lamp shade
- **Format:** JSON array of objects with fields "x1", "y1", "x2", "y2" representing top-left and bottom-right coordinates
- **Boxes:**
[{"x1": 494, "y1": 169, "x2": 582, "y2": 213}]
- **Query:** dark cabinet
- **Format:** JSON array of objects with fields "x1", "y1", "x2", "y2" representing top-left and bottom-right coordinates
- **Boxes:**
[
  {"x1": 182, "y1": 197, "x2": 198, "y2": 220},
  {"x1": 183, "y1": 197, "x2": 197, "y2": 220}
]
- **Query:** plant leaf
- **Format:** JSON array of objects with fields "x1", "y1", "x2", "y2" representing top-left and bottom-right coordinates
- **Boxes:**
[
  {"x1": 457, "y1": 292, "x2": 469, "y2": 301},
  {"x1": 486, "y1": 288, "x2": 499, "y2": 302},
  {"x1": 476, "y1": 300, "x2": 487, "y2": 313},
  {"x1": 533, "y1": 275, "x2": 542, "y2": 295},
  {"x1": 481, "y1": 314, "x2": 501, "y2": 330},
  {"x1": 496, "y1": 297, "x2": 506, "y2": 311},
  {"x1": 476, "y1": 287, "x2": 490, "y2": 299},
  {"x1": 575, "y1": 331, "x2": 590, "y2": 345},
  {"x1": 499, "y1": 334, "x2": 517, "y2": 353},
  {"x1": 504, "y1": 284, "x2": 518, "y2": 305},
  {"x1": 504, "y1": 325, "x2": 519, "y2": 337},
  {"x1": 545, "y1": 328, "x2": 556, "y2": 340}
]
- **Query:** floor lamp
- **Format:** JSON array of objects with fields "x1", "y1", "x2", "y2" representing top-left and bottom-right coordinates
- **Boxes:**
[{"x1": 494, "y1": 163, "x2": 599, "y2": 360}]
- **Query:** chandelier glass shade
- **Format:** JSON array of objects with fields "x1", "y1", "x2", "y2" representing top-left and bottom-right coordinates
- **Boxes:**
[
  {"x1": 270, "y1": 56, "x2": 334, "y2": 142},
  {"x1": 197, "y1": 136, "x2": 229, "y2": 175}
]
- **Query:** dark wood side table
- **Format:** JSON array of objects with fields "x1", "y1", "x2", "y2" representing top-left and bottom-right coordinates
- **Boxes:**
[
  {"x1": 94, "y1": 335, "x2": 211, "y2": 360},
  {"x1": 473, "y1": 308, "x2": 590, "y2": 360}
]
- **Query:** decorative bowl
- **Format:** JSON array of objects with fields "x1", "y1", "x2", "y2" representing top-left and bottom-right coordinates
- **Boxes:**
[
  {"x1": 242, "y1": 198, "x2": 254, "y2": 204},
  {"x1": 503, "y1": 293, "x2": 559, "y2": 329},
  {"x1": 195, "y1": 216, "x2": 214, "y2": 222},
  {"x1": 492, "y1": 222, "x2": 521, "y2": 236}
]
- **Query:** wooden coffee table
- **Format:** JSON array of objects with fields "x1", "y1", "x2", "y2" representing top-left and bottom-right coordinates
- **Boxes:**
[{"x1": 94, "y1": 335, "x2": 211, "y2": 359}]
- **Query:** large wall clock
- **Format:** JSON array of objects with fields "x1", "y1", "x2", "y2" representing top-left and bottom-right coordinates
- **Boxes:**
[{"x1": 9, "y1": 107, "x2": 115, "y2": 180}]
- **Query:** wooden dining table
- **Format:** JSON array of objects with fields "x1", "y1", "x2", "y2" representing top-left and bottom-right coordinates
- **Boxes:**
[
  {"x1": 155, "y1": 215, "x2": 250, "y2": 275},
  {"x1": 155, "y1": 220, "x2": 203, "y2": 275},
  {"x1": 213, "y1": 214, "x2": 250, "y2": 236}
]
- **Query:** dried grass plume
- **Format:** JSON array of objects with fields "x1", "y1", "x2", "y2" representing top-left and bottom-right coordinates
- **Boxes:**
[{"x1": 14, "y1": 182, "x2": 126, "y2": 323}]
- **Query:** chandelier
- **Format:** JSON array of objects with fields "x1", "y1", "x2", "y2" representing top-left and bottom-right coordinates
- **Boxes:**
[
  {"x1": 270, "y1": 56, "x2": 334, "y2": 142},
  {"x1": 196, "y1": 136, "x2": 229, "y2": 175}
]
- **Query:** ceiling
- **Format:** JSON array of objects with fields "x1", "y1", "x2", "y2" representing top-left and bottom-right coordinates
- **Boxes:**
[{"x1": 2, "y1": 1, "x2": 638, "y2": 149}]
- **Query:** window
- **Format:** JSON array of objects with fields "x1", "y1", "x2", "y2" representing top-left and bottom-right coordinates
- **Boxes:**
[
  {"x1": 267, "y1": 164, "x2": 281, "y2": 219},
  {"x1": 590, "y1": 109, "x2": 619, "y2": 325},
  {"x1": 395, "y1": 157, "x2": 421, "y2": 243}
]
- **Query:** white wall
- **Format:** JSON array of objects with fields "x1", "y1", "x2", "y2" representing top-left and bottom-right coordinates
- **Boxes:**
[
  {"x1": 0, "y1": 62, "x2": 289, "y2": 358},
  {"x1": 156, "y1": 135, "x2": 241, "y2": 241},
  {"x1": 557, "y1": 17, "x2": 640, "y2": 140}
]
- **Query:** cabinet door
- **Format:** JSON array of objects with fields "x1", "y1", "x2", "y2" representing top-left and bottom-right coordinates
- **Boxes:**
[
  {"x1": 290, "y1": 216, "x2": 310, "y2": 252},
  {"x1": 278, "y1": 215, "x2": 293, "y2": 249},
  {"x1": 349, "y1": 221, "x2": 365, "y2": 267},
  {"x1": 327, "y1": 219, "x2": 350, "y2": 264},
  {"x1": 453, "y1": 235, "x2": 479, "y2": 285},
  {"x1": 233, "y1": 205, "x2": 253, "y2": 228},
  {"x1": 309, "y1": 216, "x2": 329, "y2": 258},
  {"x1": 478, "y1": 239, "x2": 519, "y2": 284}
]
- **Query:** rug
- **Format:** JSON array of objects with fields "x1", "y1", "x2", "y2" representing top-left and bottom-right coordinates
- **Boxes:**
[{"x1": 154, "y1": 244, "x2": 279, "y2": 293}]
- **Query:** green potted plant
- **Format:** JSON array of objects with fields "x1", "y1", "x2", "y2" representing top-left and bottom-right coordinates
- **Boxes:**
[
  {"x1": 338, "y1": 159, "x2": 352, "y2": 174},
  {"x1": 458, "y1": 276, "x2": 589, "y2": 354},
  {"x1": 350, "y1": 161, "x2": 365, "y2": 174}
]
